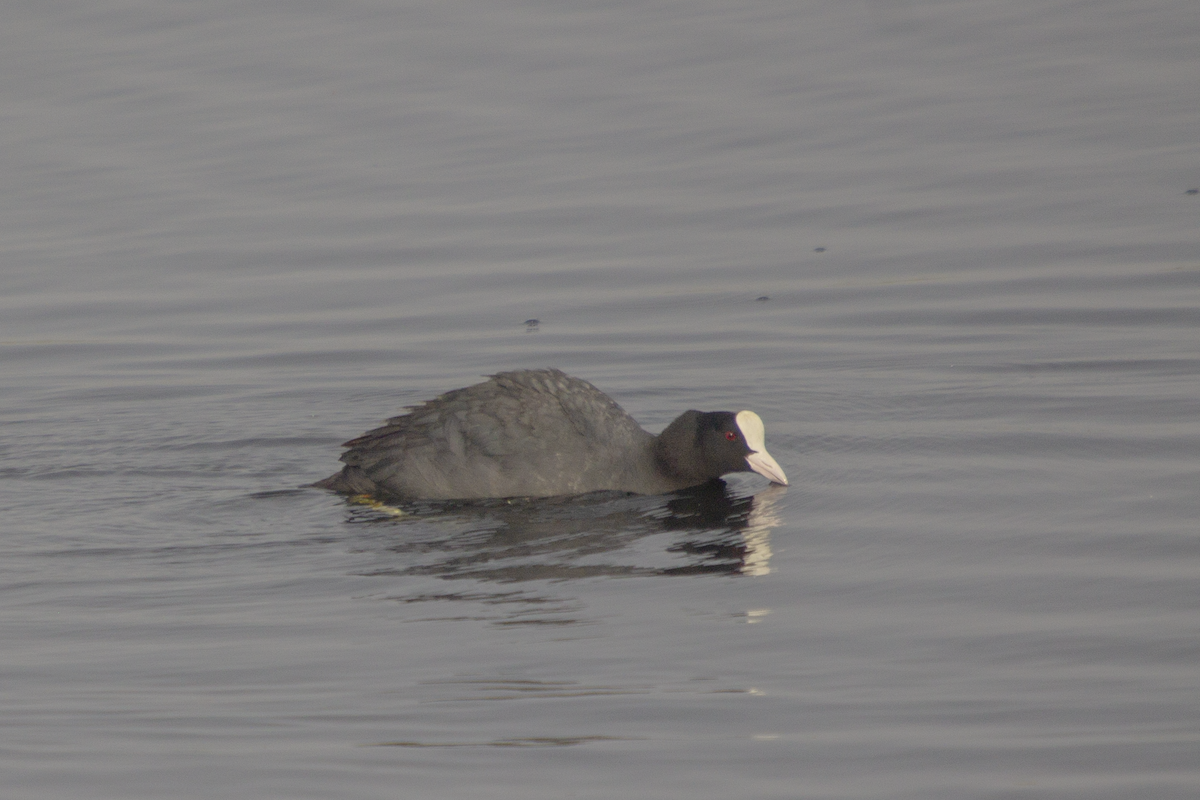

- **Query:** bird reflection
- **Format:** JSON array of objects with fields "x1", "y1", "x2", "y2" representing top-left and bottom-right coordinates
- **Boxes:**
[
  {"x1": 659, "y1": 484, "x2": 782, "y2": 576},
  {"x1": 344, "y1": 480, "x2": 785, "y2": 582}
]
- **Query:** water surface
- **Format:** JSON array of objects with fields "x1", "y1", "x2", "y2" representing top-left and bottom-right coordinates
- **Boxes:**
[{"x1": 2, "y1": 1, "x2": 1199, "y2": 798}]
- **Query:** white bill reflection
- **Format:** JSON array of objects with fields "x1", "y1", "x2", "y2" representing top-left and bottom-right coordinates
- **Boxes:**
[{"x1": 741, "y1": 484, "x2": 786, "y2": 577}]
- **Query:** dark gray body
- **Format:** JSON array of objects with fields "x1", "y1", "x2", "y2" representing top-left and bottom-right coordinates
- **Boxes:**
[{"x1": 316, "y1": 369, "x2": 692, "y2": 500}]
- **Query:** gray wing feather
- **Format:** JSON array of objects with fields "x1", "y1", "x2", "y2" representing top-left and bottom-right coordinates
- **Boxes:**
[{"x1": 332, "y1": 369, "x2": 653, "y2": 499}]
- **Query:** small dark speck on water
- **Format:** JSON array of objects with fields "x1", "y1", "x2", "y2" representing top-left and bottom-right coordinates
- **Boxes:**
[
  {"x1": 755, "y1": 296, "x2": 770, "y2": 302},
  {"x1": 1185, "y1": 188, "x2": 1198, "y2": 195},
  {"x1": 524, "y1": 319, "x2": 540, "y2": 327},
  {"x1": 813, "y1": 246, "x2": 826, "y2": 252}
]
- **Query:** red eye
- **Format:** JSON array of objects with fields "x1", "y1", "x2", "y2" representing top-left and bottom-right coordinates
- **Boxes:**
[{"x1": 725, "y1": 431, "x2": 738, "y2": 441}]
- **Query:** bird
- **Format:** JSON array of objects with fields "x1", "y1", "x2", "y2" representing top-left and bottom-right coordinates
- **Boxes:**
[{"x1": 314, "y1": 368, "x2": 787, "y2": 501}]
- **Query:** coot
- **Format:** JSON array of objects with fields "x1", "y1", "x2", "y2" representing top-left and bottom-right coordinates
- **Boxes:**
[{"x1": 315, "y1": 369, "x2": 787, "y2": 500}]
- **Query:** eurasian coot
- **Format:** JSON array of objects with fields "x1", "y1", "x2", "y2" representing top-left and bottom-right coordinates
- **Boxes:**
[{"x1": 315, "y1": 369, "x2": 787, "y2": 500}]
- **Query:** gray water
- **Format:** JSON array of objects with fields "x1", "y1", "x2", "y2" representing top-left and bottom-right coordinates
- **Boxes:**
[{"x1": 3, "y1": 1, "x2": 1199, "y2": 798}]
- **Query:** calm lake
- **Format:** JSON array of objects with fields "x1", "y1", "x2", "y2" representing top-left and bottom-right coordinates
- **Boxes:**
[{"x1": 2, "y1": 1, "x2": 1198, "y2": 798}]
